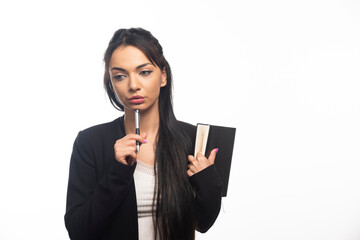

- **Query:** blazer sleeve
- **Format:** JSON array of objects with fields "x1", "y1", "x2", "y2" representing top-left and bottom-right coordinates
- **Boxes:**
[
  {"x1": 189, "y1": 164, "x2": 222, "y2": 233},
  {"x1": 64, "y1": 131, "x2": 136, "y2": 240}
]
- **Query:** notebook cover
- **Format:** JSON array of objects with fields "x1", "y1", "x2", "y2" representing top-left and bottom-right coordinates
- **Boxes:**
[{"x1": 197, "y1": 124, "x2": 236, "y2": 197}]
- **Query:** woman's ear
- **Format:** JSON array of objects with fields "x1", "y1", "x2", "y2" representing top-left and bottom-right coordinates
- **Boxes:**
[{"x1": 160, "y1": 68, "x2": 167, "y2": 87}]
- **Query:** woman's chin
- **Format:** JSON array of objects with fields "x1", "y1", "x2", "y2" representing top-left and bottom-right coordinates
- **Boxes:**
[{"x1": 125, "y1": 103, "x2": 148, "y2": 112}]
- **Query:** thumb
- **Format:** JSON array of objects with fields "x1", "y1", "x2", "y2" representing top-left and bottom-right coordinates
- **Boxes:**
[{"x1": 208, "y1": 148, "x2": 218, "y2": 164}]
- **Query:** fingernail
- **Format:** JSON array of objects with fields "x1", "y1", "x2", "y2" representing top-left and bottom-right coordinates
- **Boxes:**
[
  {"x1": 215, "y1": 148, "x2": 219, "y2": 153},
  {"x1": 144, "y1": 139, "x2": 147, "y2": 143}
]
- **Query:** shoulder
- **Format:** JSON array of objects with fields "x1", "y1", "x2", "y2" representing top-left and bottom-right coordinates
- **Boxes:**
[
  {"x1": 76, "y1": 117, "x2": 124, "y2": 146},
  {"x1": 79, "y1": 117, "x2": 120, "y2": 136},
  {"x1": 178, "y1": 120, "x2": 196, "y2": 140},
  {"x1": 178, "y1": 120, "x2": 196, "y2": 130}
]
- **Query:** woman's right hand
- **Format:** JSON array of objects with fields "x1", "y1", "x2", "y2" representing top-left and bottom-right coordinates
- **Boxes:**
[{"x1": 114, "y1": 132, "x2": 147, "y2": 165}]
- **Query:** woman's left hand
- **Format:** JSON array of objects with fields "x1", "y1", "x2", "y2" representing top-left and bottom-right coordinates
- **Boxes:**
[{"x1": 187, "y1": 148, "x2": 218, "y2": 177}]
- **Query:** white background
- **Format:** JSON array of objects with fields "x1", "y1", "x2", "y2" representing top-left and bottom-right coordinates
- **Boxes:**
[{"x1": 1, "y1": 0, "x2": 360, "y2": 239}]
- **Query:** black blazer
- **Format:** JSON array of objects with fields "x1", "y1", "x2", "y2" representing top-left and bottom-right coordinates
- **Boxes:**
[{"x1": 65, "y1": 116, "x2": 222, "y2": 240}]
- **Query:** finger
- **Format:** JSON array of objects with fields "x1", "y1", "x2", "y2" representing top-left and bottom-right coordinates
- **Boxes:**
[
  {"x1": 114, "y1": 145, "x2": 137, "y2": 154},
  {"x1": 187, "y1": 169, "x2": 194, "y2": 177},
  {"x1": 208, "y1": 148, "x2": 218, "y2": 164},
  {"x1": 127, "y1": 152, "x2": 137, "y2": 165},
  {"x1": 195, "y1": 151, "x2": 204, "y2": 159},
  {"x1": 128, "y1": 134, "x2": 147, "y2": 144},
  {"x1": 189, "y1": 165, "x2": 197, "y2": 172},
  {"x1": 115, "y1": 149, "x2": 137, "y2": 160},
  {"x1": 188, "y1": 155, "x2": 196, "y2": 162},
  {"x1": 129, "y1": 150, "x2": 137, "y2": 159}
]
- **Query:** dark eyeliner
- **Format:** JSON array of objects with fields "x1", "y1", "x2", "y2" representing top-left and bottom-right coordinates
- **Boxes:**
[
  {"x1": 140, "y1": 70, "x2": 153, "y2": 76},
  {"x1": 113, "y1": 75, "x2": 125, "y2": 81}
]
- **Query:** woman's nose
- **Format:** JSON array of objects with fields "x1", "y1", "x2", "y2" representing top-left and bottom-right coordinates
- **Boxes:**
[{"x1": 128, "y1": 74, "x2": 141, "y2": 91}]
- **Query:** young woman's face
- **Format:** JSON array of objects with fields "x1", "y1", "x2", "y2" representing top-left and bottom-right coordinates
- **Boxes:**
[{"x1": 109, "y1": 45, "x2": 167, "y2": 112}]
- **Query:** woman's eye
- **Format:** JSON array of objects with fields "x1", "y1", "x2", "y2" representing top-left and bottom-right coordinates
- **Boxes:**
[
  {"x1": 113, "y1": 75, "x2": 125, "y2": 81},
  {"x1": 140, "y1": 70, "x2": 153, "y2": 76}
]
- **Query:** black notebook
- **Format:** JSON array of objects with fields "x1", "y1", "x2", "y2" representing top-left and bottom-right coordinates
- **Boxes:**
[{"x1": 194, "y1": 123, "x2": 236, "y2": 197}]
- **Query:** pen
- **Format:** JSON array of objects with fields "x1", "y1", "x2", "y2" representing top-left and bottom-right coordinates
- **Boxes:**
[{"x1": 135, "y1": 109, "x2": 140, "y2": 152}]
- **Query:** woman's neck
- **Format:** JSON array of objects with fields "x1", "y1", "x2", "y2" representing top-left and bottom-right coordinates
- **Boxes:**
[{"x1": 123, "y1": 102, "x2": 160, "y2": 138}]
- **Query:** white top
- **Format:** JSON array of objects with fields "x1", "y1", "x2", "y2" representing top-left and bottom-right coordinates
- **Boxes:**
[{"x1": 134, "y1": 160, "x2": 157, "y2": 240}]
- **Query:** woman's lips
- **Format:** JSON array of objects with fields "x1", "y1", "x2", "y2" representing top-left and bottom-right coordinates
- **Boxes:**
[{"x1": 129, "y1": 96, "x2": 145, "y2": 104}]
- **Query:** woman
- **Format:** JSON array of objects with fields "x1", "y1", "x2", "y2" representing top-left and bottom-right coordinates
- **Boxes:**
[{"x1": 65, "y1": 28, "x2": 222, "y2": 240}]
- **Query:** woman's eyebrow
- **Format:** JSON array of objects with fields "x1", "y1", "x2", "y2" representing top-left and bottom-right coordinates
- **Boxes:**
[
  {"x1": 111, "y1": 67, "x2": 126, "y2": 72},
  {"x1": 111, "y1": 63, "x2": 152, "y2": 72},
  {"x1": 136, "y1": 63, "x2": 152, "y2": 69}
]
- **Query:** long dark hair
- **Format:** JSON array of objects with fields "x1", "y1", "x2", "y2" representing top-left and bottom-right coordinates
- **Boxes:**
[{"x1": 103, "y1": 28, "x2": 196, "y2": 240}]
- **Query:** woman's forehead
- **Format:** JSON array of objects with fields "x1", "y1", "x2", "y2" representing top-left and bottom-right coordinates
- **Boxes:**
[{"x1": 110, "y1": 45, "x2": 153, "y2": 69}]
